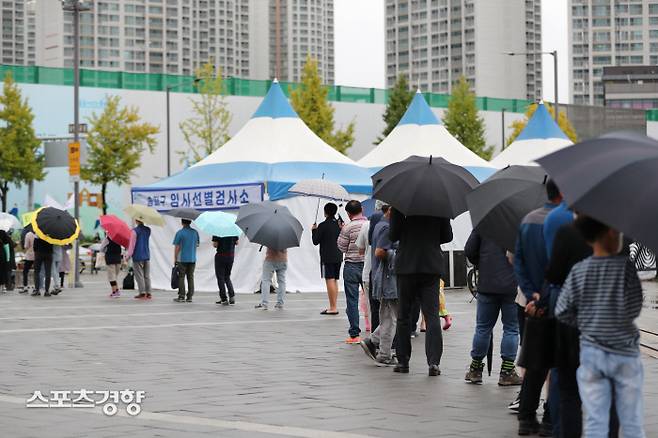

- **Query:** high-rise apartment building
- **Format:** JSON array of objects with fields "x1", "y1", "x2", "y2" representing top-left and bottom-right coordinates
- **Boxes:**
[
  {"x1": 569, "y1": 0, "x2": 658, "y2": 106},
  {"x1": 385, "y1": 0, "x2": 542, "y2": 101},
  {"x1": 26, "y1": 0, "x2": 334, "y2": 83},
  {"x1": 0, "y1": 0, "x2": 36, "y2": 66}
]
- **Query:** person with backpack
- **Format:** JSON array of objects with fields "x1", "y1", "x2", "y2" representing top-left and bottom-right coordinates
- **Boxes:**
[{"x1": 101, "y1": 236, "x2": 123, "y2": 298}]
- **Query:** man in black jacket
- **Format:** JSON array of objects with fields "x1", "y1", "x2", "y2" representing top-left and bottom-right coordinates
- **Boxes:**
[
  {"x1": 390, "y1": 208, "x2": 452, "y2": 376},
  {"x1": 464, "y1": 230, "x2": 522, "y2": 386},
  {"x1": 312, "y1": 203, "x2": 343, "y2": 315}
]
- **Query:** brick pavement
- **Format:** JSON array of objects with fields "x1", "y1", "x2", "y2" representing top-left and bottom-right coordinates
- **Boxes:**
[{"x1": 0, "y1": 275, "x2": 656, "y2": 437}]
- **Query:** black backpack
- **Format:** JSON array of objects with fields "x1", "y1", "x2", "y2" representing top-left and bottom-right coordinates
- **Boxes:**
[{"x1": 122, "y1": 268, "x2": 135, "y2": 290}]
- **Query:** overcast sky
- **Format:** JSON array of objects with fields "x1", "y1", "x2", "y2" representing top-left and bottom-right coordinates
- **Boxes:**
[{"x1": 334, "y1": 0, "x2": 570, "y2": 103}]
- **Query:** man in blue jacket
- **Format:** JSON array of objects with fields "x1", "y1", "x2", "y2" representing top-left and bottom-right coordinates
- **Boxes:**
[{"x1": 514, "y1": 179, "x2": 561, "y2": 436}]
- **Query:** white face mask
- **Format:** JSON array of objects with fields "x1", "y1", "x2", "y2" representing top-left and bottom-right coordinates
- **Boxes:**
[{"x1": 616, "y1": 232, "x2": 624, "y2": 255}]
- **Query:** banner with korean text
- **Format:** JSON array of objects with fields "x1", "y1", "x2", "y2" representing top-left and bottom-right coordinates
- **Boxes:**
[{"x1": 131, "y1": 183, "x2": 264, "y2": 212}]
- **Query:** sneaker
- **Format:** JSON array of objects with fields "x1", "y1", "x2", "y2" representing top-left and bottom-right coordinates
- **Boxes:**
[
  {"x1": 186, "y1": 298, "x2": 193, "y2": 303},
  {"x1": 19, "y1": 287, "x2": 28, "y2": 294},
  {"x1": 173, "y1": 297, "x2": 185, "y2": 303},
  {"x1": 254, "y1": 303, "x2": 268, "y2": 310},
  {"x1": 134, "y1": 293, "x2": 147, "y2": 299},
  {"x1": 508, "y1": 394, "x2": 521, "y2": 412},
  {"x1": 428, "y1": 365, "x2": 441, "y2": 376},
  {"x1": 146, "y1": 294, "x2": 152, "y2": 299},
  {"x1": 109, "y1": 291, "x2": 121, "y2": 298},
  {"x1": 44, "y1": 292, "x2": 51, "y2": 297},
  {"x1": 375, "y1": 357, "x2": 397, "y2": 367},
  {"x1": 518, "y1": 419, "x2": 540, "y2": 436},
  {"x1": 216, "y1": 300, "x2": 229, "y2": 305},
  {"x1": 538, "y1": 422, "x2": 553, "y2": 437},
  {"x1": 359, "y1": 339, "x2": 378, "y2": 361},
  {"x1": 410, "y1": 331, "x2": 420, "y2": 338},
  {"x1": 465, "y1": 361, "x2": 484, "y2": 384},
  {"x1": 345, "y1": 336, "x2": 361, "y2": 344},
  {"x1": 50, "y1": 289, "x2": 62, "y2": 296},
  {"x1": 229, "y1": 297, "x2": 235, "y2": 305},
  {"x1": 274, "y1": 303, "x2": 283, "y2": 309},
  {"x1": 393, "y1": 363, "x2": 409, "y2": 373},
  {"x1": 31, "y1": 291, "x2": 41, "y2": 296},
  {"x1": 499, "y1": 369, "x2": 523, "y2": 386}
]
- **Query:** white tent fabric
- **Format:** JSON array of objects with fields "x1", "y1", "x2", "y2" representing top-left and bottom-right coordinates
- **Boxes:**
[
  {"x1": 133, "y1": 80, "x2": 372, "y2": 293},
  {"x1": 490, "y1": 102, "x2": 573, "y2": 168}
]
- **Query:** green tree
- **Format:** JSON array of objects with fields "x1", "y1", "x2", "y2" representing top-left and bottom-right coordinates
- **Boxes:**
[
  {"x1": 443, "y1": 76, "x2": 492, "y2": 160},
  {"x1": 81, "y1": 95, "x2": 159, "y2": 215},
  {"x1": 290, "y1": 56, "x2": 355, "y2": 155},
  {"x1": 506, "y1": 102, "x2": 578, "y2": 145},
  {"x1": 375, "y1": 74, "x2": 414, "y2": 144},
  {"x1": 179, "y1": 62, "x2": 232, "y2": 165},
  {"x1": 0, "y1": 73, "x2": 44, "y2": 212}
]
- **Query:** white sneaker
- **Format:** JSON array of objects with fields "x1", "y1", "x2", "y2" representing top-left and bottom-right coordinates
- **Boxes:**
[{"x1": 254, "y1": 303, "x2": 268, "y2": 310}]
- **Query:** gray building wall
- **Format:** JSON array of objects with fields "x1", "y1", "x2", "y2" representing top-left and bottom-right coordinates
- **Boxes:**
[{"x1": 1, "y1": 0, "x2": 35, "y2": 66}]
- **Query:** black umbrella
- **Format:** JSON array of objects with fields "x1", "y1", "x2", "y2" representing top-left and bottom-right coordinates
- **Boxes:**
[
  {"x1": 236, "y1": 202, "x2": 303, "y2": 251},
  {"x1": 536, "y1": 131, "x2": 658, "y2": 253},
  {"x1": 467, "y1": 166, "x2": 548, "y2": 252},
  {"x1": 163, "y1": 208, "x2": 201, "y2": 220},
  {"x1": 371, "y1": 155, "x2": 479, "y2": 218},
  {"x1": 30, "y1": 207, "x2": 80, "y2": 245}
]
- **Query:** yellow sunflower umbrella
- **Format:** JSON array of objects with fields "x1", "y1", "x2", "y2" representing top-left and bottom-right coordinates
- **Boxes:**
[
  {"x1": 30, "y1": 207, "x2": 80, "y2": 245},
  {"x1": 123, "y1": 204, "x2": 165, "y2": 226}
]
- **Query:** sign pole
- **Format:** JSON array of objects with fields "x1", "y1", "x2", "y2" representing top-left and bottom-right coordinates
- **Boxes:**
[{"x1": 71, "y1": 1, "x2": 83, "y2": 288}]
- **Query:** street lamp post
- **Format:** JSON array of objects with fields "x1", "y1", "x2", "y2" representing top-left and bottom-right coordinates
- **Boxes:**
[
  {"x1": 165, "y1": 79, "x2": 199, "y2": 177},
  {"x1": 501, "y1": 108, "x2": 506, "y2": 150},
  {"x1": 504, "y1": 50, "x2": 559, "y2": 121},
  {"x1": 62, "y1": 0, "x2": 91, "y2": 288}
]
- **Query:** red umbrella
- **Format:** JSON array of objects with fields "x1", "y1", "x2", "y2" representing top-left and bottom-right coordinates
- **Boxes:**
[{"x1": 99, "y1": 215, "x2": 131, "y2": 248}]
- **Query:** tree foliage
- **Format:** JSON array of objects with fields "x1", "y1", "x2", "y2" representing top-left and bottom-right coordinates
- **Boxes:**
[
  {"x1": 443, "y1": 76, "x2": 492, "y2": 160},
  {"x1": 290, "y1": 56, "x2": 355, "y2": 155},
  {"x1": 506, "y1": 102, "x2": 578, "y2": 145},
  {"x1": 375, "y1": 74, "x2": 414, "y2": 144},
  {"x1": 0, "y1": 73, "x2": 44, "y2": 212},
  {"x1": 81, "y1": 95, "x2": 159, "y2": 214},
  {"x1": 179, "y1": 62, "x2": 232, "y2": 165}
]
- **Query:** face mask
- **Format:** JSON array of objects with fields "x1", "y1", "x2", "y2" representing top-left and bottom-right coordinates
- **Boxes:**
[{"x1": 616, "y1": 232, "x2": 624, "y2": 255}]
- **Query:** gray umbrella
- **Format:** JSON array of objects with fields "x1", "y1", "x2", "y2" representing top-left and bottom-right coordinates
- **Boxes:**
[
  {"x1": 163, "y1": 208, "x2": 201, "y2": 220},
  {"x1": 236, "y1": 202, "x2": 303, "y2": 251},
  {"x1": 536, "y1": 131, "x2": 658, "y2": 253},
  {"x1": 372, "y1": 155, "x2": 479, "y2": 218},
  {"x1": 467, "y1": 166, "x2": 548, "y2": 252}
]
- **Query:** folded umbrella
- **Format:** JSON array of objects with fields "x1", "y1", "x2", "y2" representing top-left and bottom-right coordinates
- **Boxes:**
[
  {"x1": 99, "y1": 214, "x2": 132, "y2": 248},
  {"x1": 236, "y1": 201, "x2": 303, "y2": 251},
  {"x1": 124, "y1": 204, "x2": 165, "y2": 226},
  {"x1": 163, "y1": 208, "x2": 202, "y2": 221},
  {"x1": 30, "y1": 206, "x2": 80, "y2": 245},
  {"x1": 467, "y1": 166, "x2": 548, "y2": 251},
  {"x1": 194, "y1": 211, "x2": 241, "y2": 238},
  {"x1": 372, "y1": 155, "x2": 479, "y2": 218},
  {"x1": 536, "y1": 131, "x2": 658, "y2": 253},
  {"x1": 0, "y1": 212, "x2": 21, "y2": 232}
]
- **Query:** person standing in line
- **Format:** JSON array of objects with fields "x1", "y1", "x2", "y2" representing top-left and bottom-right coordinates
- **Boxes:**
[
  {"x1": 20, "y1": 226, "x2": 35, "y2": 294},
  {"x1": 213, "y1": 235, "x2": 238, "y2": 305},
  {"x1": 337, "y1": 200, "x2": 368, "y2": 344},
  {"x1": 125, "y1": 219, "x2": 152, "y2": 300},
  {"x1": 355, "y1": 214, "x2": 372, "y2": 330},
  {"x1": 514, "y1": 180, "x2": 561, "y2": 436},
  {"x1": 363, "y1": 203, "x2": 387, "y2": 332},
  {"x1": 254, "y1": 247, "x2": 287, "y2": 310},
  {"x1": 173, "y1": 219, "x2": 200, "y2": 303},
  {"x1": 32, "y1": 237, "x2": 53, "y2": 297},
  {"x1": 101, "y1": 236, "x2": 123, "y2": 298},
  {"x1": 50, "y1": 245, "x2": 63, "y2": 295},
  {"x1": 360, "y1": 205, "x2": 399, "y2": 367},
  {"x1": 58, "y1": 245, "x2": 71, "y2": 290},
  {"x1": 463, "y1": 230, "x2": 522, "y2": 386},
  {"x1": 0, "y1": 229, "x2": 14, "y2": 293},
  {"x1": 556, "y1": 215, "x2": 645, "y2": 438},
  {"x1": 390, "y1": 208, "x2": 453, "y2": 376},
  {"x1": 312, "y1": 202, "x2": 342, "y2": 315}
]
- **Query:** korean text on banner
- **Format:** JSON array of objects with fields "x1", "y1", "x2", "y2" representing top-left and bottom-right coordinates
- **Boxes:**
[{"x1": 131, "y1": 183, "x2": 265, "y2": 212}]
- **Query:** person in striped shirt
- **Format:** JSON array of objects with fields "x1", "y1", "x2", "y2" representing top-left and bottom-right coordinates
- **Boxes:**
[{"x1": 556, "y1": 214, "x2": 645, "y2": 438}]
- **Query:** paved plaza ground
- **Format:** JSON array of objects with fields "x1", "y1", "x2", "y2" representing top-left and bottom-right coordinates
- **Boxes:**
[{"x1": 0, "y1": 275, "x2": 656, "y2": 438}]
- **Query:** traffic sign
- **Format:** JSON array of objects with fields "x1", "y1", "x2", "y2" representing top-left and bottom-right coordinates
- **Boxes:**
[{"x1": 68, "y1": 142, "x2": 81, "y2": 181}]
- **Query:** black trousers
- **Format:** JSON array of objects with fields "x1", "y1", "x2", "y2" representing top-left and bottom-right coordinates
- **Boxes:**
[
  {"x1": 410, "y1": 298, "x2": 421, "y2": 332},
  {"x1": 368, "y1": 271, "x2": 380, "y2": 331},
  {"x1": 214, "y1": 255, "x2": 235, "y2": 301},
  {"x1": 519, "y1": 367, "x2": 551, "y2": 423},
  {"x1": 396, "y1": 274, "x2": 442, "y2": 366},
  {"x1": 23, "y1": 260, "x2": 33, "y2": 287},
  {"x1": 34, "y1": 253, "x2": 52, "y2": 293}
]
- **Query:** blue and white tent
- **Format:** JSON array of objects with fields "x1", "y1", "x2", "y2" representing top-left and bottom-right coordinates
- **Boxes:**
[
  {"x1": 358, "y1": 90, "x2": 495, "y2": 181},
  {"x1": 131, "y1": 81, "x2": 372, "y2": 293},
  {"x1": 490, "y1": 102, "x2": 573, "y2": 168}
]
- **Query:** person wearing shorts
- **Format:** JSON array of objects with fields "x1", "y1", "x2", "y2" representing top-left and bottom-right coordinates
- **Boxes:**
[
  {"x1": 312, "y1": 203, "x2": 343, "y2": 315},
  {"x1": 101, "y1": 236, "x2": 123, "y2": 298}
]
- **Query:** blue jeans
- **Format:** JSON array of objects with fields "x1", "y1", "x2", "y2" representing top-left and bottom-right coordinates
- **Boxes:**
[
  {"x1": 577, "y1": 343, "x2": 645, "y2": 438},
  {"x1": 343, "y1": 262, "x2": 363, "y2": 338},
  {"x1": 471, "y1": 292, "x2": 519, "y2": 362},
  {"x1": 260, "y1": 261, "x2": 287, "y2": 305}
]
